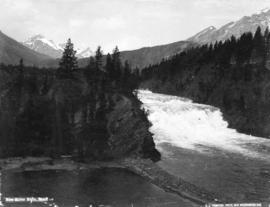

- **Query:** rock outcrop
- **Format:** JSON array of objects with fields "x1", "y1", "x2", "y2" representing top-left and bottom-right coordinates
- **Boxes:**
[{"x1": 107, "y1": 93, "x2": 160, "y2": 161}]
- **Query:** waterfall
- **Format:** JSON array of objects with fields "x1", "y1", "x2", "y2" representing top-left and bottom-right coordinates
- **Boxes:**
[{"x1": 137, "y1": 90, "x2": 270, "y2": 159}]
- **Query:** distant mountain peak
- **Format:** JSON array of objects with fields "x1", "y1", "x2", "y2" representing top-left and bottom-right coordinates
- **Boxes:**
[
  {"x1": 23, "y1": 34, "x2": 94, "y2": 59},
  {"x1": 0, "y1": 30, "x2": 51, "y2": 66},
  {"x1": 259, "y1": 7, "x2": 270, "y2": 14},
  {"x1": 27, "y1": 34, "x2": 63, "y2": 51},
  {"x1": 23, "y1": 34, "x2": 63, "y2": 58},
  {"x1": 208, "y1": 26, "x2": 216, "y2": 30},
  {"x1": 187, "y1": 26, "x2": 216, "y2": 42},
  {"x1": 187, "y1": 8, "x2": 270, "y2": 45},
  {"x1": 58, "y1": 43, "x2": 94, "y2": 58},
  {"x1": 77, "y1": 47, "x2": 94, "y2": 58},
  {"x1": 30, "y1": 34, "x2": 45, "y2": 39},
  {"x1": 200, "y1": 26, "x2": 216, "y2": 34}
]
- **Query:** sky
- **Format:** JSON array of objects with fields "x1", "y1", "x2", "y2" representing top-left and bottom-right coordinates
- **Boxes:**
[{"x1": 0, "y1": 0, "x2": 270, "y2": 53}]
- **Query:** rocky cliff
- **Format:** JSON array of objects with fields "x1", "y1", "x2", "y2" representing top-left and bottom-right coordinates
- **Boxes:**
[{"x1": 107, "y1": 93, "x2": 160, "y2": 161}]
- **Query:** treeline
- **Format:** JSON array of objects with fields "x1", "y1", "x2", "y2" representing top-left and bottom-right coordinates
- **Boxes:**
[
  {"x1": 142, "y1": 26, "x2": 270, "y2": 80},
  {"x1": 0, "y1": 39, "x2": 142, "y2": 159},
  {"x1": 140, "y1": 26, "x2": 270, "y2": 137},
  {"x1": 59, "y1": 38, "x2": 140, "y2": 91}
]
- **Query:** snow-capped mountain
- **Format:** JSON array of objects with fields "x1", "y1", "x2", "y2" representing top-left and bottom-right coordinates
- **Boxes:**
[
  {"x1": 23, "y1": 35, "x2": 94, "y2": 59},
  {"x1": 59, "y1": 44, "x2": 94, "y2": 58},
  {"x1": 76, "y1": 47, "x2": 94, "y2": 58},
  {"x1": 188, "y1": 26, "x2": 216, "y2": 43},
  {"x1": 23, "y1": 34, "x2": 63, "y2": 58},
  {"x1": 188, "y1": 8, "x2": 270, "y2": 44}
]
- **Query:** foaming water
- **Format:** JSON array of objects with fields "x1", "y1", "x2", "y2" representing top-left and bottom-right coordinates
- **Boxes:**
[{"x1": 137, "y1": 90, "x2": 270, "y2": 159}]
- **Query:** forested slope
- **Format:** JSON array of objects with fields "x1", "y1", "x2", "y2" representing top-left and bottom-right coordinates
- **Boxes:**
[{"x1": 141, "y1": 27, "x2": 270, "y2": 138}]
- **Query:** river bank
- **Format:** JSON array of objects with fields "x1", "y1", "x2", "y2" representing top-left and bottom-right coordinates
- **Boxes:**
[
  {"x1": 121, "y1": 158, "x2": 223, "y2": 205},
  {"x1": 0, "y1": 157, "x2": 125, "y2": 172},
  {"x1": 0, "y1": 156, "x2": 222, "y2": 206}
]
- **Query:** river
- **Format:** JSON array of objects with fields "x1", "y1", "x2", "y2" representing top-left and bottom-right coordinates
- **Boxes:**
[
  {"x1": 137, "y1": 90, "x2": 270, "y2": 202},
  {"x1": 2, "y1": 168, "x2": 197, "y2": 207}
]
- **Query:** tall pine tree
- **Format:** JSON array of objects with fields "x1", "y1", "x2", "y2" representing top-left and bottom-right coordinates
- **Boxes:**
[
  {"x1": 95, "y1": 46, "x2": 103, "y2": 71},
  {"x1": 105, "y1": 53, "x2": 114, "y2": 78},
  {"x1": 112, "y1": 46, "x2": 122, "y2": 80},
  {"x1": 251, "y1": 27, "x2": 265, "y2": 64},
  {"x1": 59, "y1": 38, "x2": 78, "y2": 72}
]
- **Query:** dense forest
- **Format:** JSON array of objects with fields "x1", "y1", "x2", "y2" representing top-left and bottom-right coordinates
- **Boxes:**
[
  {"x1": 141, "y1": 26, "x2": 270, "y2": 137},
  {"x1": 0, "y1": 39, "x2": 160, "y2": 161}
]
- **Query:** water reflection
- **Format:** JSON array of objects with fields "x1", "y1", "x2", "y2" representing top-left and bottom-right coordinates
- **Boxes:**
[{"x1": 2, "y1": 168, "x2": 196, "y2": 207}]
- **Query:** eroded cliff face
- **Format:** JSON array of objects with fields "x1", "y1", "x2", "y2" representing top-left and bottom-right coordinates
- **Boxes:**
[
  {"x1": 107, "y1": 93, "x2": 160, "y2": 161},
  {"x1": 0, "y1": 66, "x2": 160, "y2": 161}
]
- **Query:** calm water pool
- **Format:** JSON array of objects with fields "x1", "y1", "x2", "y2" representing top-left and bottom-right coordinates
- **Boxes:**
[{"x1": 2, "y1": 168, "x2": 197, "y2": 207}]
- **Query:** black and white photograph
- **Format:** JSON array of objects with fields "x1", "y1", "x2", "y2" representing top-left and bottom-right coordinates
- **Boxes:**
[{"x1": 0, "y1": 0, "x2": 270, "y2": 206}]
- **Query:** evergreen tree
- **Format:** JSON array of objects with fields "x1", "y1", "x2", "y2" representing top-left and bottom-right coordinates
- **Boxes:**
[
  {"x1": 88, "y1": 56, "x2": 96, "y2": 70},
  {"x1": 95, "y1": 46, "x2": 103, "y2": 71},
  {"x1": 19, "y1": 58, "x2": 24, "y2": 72},
  {"x1": 134, "y1": 67, "x2": 140, "y2": 78},
  {"x1": 112, "y1": 46, "x2": 122, "y2": 80},
  {"x1": 263, "y1": 27, "x2": 270, "y2": 66},
  {"x1": 86, "y1": 56, "x2": 96, "y2": 75},
  {"x1": 236, "y1": 32, "x2": 253, "y2": 64},
  {"x1": 124, "y1": 60, "x2": 131, "y2": 78},
  {"x1": 59, "y1": 38, "x2": 78, "y2": 72},
  {"x1": 18, "y1": 58, "x2": 24, "y2": 79},
  {"x1": 264, "y1": 27, "x2": 270, "y2": 39},
  {"x1": 265, "y1": 32, "x2": 270, "y2": 69},
  {"x1": 251, "y1": 26, "x2": 265, "y2": 64},
  {"x1": 85, "y1": 56, "x2": 99, "y2": 95},
  {"x1": 105, "y1": 53, "x2": 114, "y2": 78}
]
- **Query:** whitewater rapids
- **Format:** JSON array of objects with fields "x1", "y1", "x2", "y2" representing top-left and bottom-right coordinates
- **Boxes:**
[{"x1": 137, "y1": 90, "x2": 270, "y2": 160}]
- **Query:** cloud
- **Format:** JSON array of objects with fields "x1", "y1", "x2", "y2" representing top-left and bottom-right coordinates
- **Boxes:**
[
  {"x1": 192, "y1": 0, "x2": 270, "y2": 12},
  {"x1": 92, "y1": 16, "x2": 126, "y2": 30},
  {"x1": 135, "y1": 0, "x2": 172, "y2": 3},
  {"x1": 1, "y1": 0, "x2": 270, "y2": 53},
  {"x1": 115, "y1": 36, "x2": 143, "y2": 51},
  {"x1": 69, "y1": 19, "x2": 86, "y2": 28},
  {"x1": 0, "y1": 0, "x2": 38, "y2": 19}
]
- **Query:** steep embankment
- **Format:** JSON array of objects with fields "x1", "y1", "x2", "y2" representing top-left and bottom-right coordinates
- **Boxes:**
[{"x1": 107, "y1": 93, "x2": 160, "y2": 161}]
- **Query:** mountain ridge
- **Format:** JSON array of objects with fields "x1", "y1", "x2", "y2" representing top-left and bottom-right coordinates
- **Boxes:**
[
  {"x1": 2, "y1": 8, "x2": 270, "y2": 69},
  {"x1": 188, "y1": 8, "x2": 270, "y2": 44},
  {"x1": 23, "y1": 34, "x2": 94, "y2": 59},
  {"x1": 23, "y1": 34, "x2": 63, "y2": 58},
  {"x1": 0, "y1": 31, "x2": 52, "y2": 66}
]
